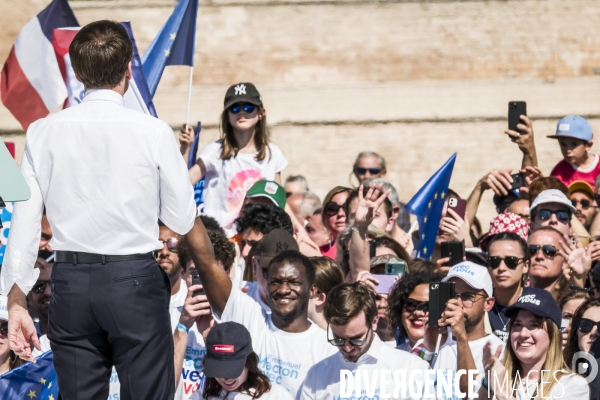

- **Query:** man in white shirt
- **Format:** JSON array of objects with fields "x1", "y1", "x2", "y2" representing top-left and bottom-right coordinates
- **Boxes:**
[
  {"x1": 433, "y1": 262, "x2": 505, "y2": 400},
  {"x1": 2, "y1": 21, "x2": 195, "y2": 400},
  {"x1": 184, "y1": 219, "x2": 338, "y2": 398},
  {"x1": 298, "y1": 282, "x2": 430, "y2": 399}
]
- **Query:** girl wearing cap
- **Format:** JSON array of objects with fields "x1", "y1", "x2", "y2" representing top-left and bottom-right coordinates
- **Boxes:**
[
  {"x1": 479, "y1": 288, "x2": 589, "y2": 400},
  {"x1": 564, "y1": 299, "x2": 600, "y2": 378},
  {"x1": 202, "y1": 321, "x2": 293, "y2": 399},
  {"x1": 180, "y1": 83, "x2": 288, "y2": 237}
]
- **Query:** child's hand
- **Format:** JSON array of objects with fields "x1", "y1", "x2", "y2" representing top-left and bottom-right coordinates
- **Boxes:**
[
  {"x1": 179, "y1": 124, "x2": 194, "y2": 148},
  {"x1": 504, "y1": 115, "x2": 535, "y2": 155}
]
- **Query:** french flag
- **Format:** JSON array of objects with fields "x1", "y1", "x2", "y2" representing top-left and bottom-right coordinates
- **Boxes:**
[{"x1": 1, "y1": 0, "x2": 79, "y2": 130}]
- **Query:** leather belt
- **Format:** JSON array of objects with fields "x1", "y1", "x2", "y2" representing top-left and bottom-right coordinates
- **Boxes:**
[{"x1": 55, "y1": 251, "x2": 156, "y2": 265}]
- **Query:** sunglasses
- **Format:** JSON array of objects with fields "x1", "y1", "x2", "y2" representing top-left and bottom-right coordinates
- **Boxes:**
[
  {"x1": 327, "y1": 325, "x2": 371, "y2": 347},
  {"x1": 486, "y1": 256, "x2": 524, "y2": 270},
  {"x1": 32, "y1": 280, "x2": 51, "y2": 294},
  {"x1": 575, "y1": 318, "x2": 600, "y2": 334},
  {"x1": 537, "y1": 209, "x2": 570, "y2": 224},
  {"x1": 528, "y1": 244, "x2": 558, "y2": 258},
  {"x1": 159, "y1": 238, "x2": 178, "y2": 253},
  {"x1": 404, "y1": 299, "x2": 428, "y2": 313},
  {"x1": 355, "y1": 167, "x2": 382, "y2": 176},
  {"x1": 572, "y1": 199, "x2": 592, "y2": 210},
  {"x1": 324, "y1": 202, "x2": 345, "y2": 217},
  {"x1": 229, "y1": 104, "x2": 257, "y2": 114},
  {"x1": 0, "y1": 322, "x2": 6, "y2": 338}
]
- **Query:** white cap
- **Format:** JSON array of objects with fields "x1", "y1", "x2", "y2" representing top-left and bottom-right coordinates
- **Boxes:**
[
  {"x1": 530, "y1": 189, "x2": 577, "y2": 214},
  {"x1": 442, "y1": 261, "x2": 493, "y2": 297},
  {"x1": 0, "y1": 295, "x2": 8, "y2": 321}
]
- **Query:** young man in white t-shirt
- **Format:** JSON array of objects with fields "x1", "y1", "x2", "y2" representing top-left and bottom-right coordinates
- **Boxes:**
[
  {"x1": 433, "y1": 261, "x2": 505, "y2": 400},
  {"x1": 298, "y1": 282, "x2": 430, "y2": 399},
  {"x1": 184, "y1": 218, "x2": 338, "y2": 398}
]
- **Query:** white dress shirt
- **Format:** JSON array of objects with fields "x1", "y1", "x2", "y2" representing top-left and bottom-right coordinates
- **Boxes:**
[{"x1": 1, "y1": 89, "x2": 196, "y2": 295}]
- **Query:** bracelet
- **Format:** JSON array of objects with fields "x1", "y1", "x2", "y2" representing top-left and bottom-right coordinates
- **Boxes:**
[
  {"x1": 177, "y1": 322, "x2": 190, "y2": 334},
  {"x1": 420, "y1": 348, "x2": 435, "y2": 361}
]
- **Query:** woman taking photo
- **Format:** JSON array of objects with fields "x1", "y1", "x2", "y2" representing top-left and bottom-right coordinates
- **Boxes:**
[
  {"x1": 202, "y1": 322, "x2": 292, "y2": 399},
  {"x1": 479, "y1": 288, "x2": 589, "y2": 400}
]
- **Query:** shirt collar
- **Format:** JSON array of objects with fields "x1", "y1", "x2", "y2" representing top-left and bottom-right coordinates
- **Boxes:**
[{"x1": 82, "y1": 89, "x2": 124, "y2": 106}]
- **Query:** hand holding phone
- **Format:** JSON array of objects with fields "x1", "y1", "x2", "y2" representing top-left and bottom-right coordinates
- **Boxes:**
[
  {"x1": 369, "y1": 274, "x2": 398, "y2": 294},
  {"x1": 428, "y1": 282, "x2": 455, "y2": 327},
  {"x1": 508, "y1": 101, "x2": 527, "y2": 132},
  {"x1": 440, "y1": 241, "x2": 465, "y2": 267},
  {"x1": 191, "y1": 269, "x2": 205, "y2": 297},
  {"x1": 446, "y1": 198, "x2": 467, "y2": 220},
  {"x1": 510, "y1": 173, "x2": 525, "y2": 190}
]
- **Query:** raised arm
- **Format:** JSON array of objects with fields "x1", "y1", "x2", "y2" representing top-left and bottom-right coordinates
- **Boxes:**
[
  {"x1": 504, "y1": 115, "x2": 538, "y2": 168},
  {"x1": 184, "y1": 217, "x2": 232, "y2": 316}
]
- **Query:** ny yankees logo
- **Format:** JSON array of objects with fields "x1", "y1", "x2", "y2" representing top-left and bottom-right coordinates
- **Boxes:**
[
  {"x1": 275, "y1": 242, "x2": 289, "y2": 253},
  {"x1": 234, "y1": 84, "x2": 246, "y2": 95}
]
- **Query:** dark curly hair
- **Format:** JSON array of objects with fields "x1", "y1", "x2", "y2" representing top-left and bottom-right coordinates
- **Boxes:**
[
  {"x1": 234, "y1": 204, "x2": 293, "y2": 236},
  {"x1": 200, "y1": 215, "x2": 226, "y2": 236},
  {"x1": 387, "y1": 270, "x2": 445, "y2": 338},
  {"x1": 178, "y1": 230, "x2": 236, "y2": 273}
]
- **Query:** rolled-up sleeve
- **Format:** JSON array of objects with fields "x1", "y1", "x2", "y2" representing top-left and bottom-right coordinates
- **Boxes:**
[
  {"x1": 0, "y1": 142, "x2": 43, "y2": 295},
  {"x1": 155, "y1": 126, "x2": 196, "y2": 235}
]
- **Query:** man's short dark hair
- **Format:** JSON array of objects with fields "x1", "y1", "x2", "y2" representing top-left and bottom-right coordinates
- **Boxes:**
[
  {"x1": 324, "y1": 282, "x2": 377, "y2": 326},
  {"x1": 69, "y1": 20, "x2": 133, "y2": 89},
  {"x1": 234, "y1": 204, "x2": 293, "y2": 235},
  {"x1": 268, "y1": 250, "x2": 315, "y2": 287}
]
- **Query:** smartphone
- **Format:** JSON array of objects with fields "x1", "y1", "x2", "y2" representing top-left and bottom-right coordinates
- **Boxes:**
[
  {"x1": 386, "y1": 260, "x2": 406, "y2": 277},
  {"x1": 428, "y1": 282, "x2": 455, "y2": 327},
  {"x1": 191, "y1": 269, "x2": 204, "y2": 297},
  {"x1": 508, "y1": 101, "x2": 527, "y2": 132},
  {"x1": 510, "y1": 173, "x2": 525, "y2": 190},
  {"x1": 370, "y1": 274, "x2": 398, "y2": 294},
  {"x1": 561, "y1": 318, "x2": 570, "y2": 333},
  {"x1": 440, "y1": 240, "x2": 465, "y2": 267},
  {"x1": 446, "y1": 197, "x2": 467, "y2": 220},
  {"x1": 369, "y1": 240, "x2": 377, "y2": 259}
]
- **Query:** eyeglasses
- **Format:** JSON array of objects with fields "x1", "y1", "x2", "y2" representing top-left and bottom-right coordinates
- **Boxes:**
[
  {"x1": 528, "y1": 244, "x2": 558, "y2": 259},
  {"x1": 454, "y1": 292, "x2": 486, "y2": 308},
  {"x1": 572, "y1": 199, "x2": 592, "y2": 210},
  {"x1": 575, "y1": 318, "x2": 600, "y2": 334},
  {"x1": 537, "y1": 209, "x2": 570, "y2": 224},
  {"x1": 32, "y1": 280, "x2": 51, "y2": 294},
  {"x1": 324, "y1": 202, "x2": 345, "y2": 217},
  {"x1": 159, "y1": 238, "x2": 178, "y2": 253},
  {"x1": 327, "y1": 325, "x2": 371, "y2": 347},
  {"x1": 404, "y1": 299, "x2": 429, "y2": 313},
  {"x1": 486, "y1": 256, "x2": 524, "y2": 270},
  {"x1": 355, "y1": 167, "x2": 382, "y2": 176},
  {"x1": 0, "y1": 322, "x2": 7, "y2": 338},
  {"x1": 229, "y1": 104, "x2": 257, "y2": 114}
]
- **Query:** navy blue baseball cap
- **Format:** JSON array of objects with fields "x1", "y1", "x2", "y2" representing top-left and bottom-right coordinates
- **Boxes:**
[
  {"x1": 505, "y1": 288, "x2": 561, "y2": 328},
  {"x1": 203, "y1": 322, "x2": 253, "y2": 379}
]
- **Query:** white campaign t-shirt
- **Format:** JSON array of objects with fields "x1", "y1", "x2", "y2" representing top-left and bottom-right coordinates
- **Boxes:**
[
  {"x1": 245, "y1": 281, "x2": 271, "y2": 315},
  {"x1": 433, "y1": 334, "x2": 505, "y2": 400},
  {"x1": 174, "y1": 324, "x2": 207, "y2": 400},
  {"x1": 298, "y1": 334, "x2": 431, "y2": 400},
  {"x1": 220, "y1": 287, "x2": 337, "y2": 398},
  {"x1": 514, "y1": 374, "x2": 589, "y2": 400},
  {"x1": 210, "y1": 384, "x2": 294, "y2": 400},
  {"x1": 199, "y1": 140, "x2": 288, "y2": 237}
]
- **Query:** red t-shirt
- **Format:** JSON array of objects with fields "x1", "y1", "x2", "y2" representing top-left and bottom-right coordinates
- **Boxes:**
[
  {"x1": 550, "y1": 154, "x2": 600, "y2": 187},
  {"x1": 320, "y1": 241, "x2": 337, "y2": 260}
]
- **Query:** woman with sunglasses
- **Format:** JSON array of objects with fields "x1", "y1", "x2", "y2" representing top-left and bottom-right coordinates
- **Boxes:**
[
  {"x1": 320, "y1": 186, "x2": 352, "y2": 259},
  {"x1": 560, "y1": 290, "x2": 591, "y2": 349},
  {"x1": 351, "y1": 151, "x2": 387, "y2": 185},
  {"x1": 479, "y1": 288, "x2": 589, "y2": 400},
  {"x1": 564, "y1": 299, "x2": 600, "y2": 375},
  {"x1": 180, "y1": 83, "x2": 288, "y2": 237},
  {"x1": 0, "y1": 296, "x2": 24, "y2": 375},
  {"x1": 486, "y1": 232, "x2": 531, "y2": 342}
]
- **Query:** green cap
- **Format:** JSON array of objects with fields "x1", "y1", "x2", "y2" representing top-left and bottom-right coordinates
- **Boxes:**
[{"x1": 245, "y1": 180, "x2": 286, "y2": 209}]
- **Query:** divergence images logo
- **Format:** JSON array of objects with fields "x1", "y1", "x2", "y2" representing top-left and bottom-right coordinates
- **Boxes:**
[{"x1": 572, "y1": 352, "x2": 599, "y2": 384}]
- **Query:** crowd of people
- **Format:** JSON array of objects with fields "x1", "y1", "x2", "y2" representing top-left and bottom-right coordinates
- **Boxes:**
[{"x1": 4, "y1": 75, "x2": 600, "y2": 400}]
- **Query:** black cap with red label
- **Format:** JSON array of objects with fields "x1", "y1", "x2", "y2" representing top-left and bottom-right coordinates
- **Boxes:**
[{"x1": 203, "y1": 321, "x2": 253, "y2": 379}]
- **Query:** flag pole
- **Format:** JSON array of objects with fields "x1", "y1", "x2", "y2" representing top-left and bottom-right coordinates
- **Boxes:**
[{"x1": 185, "y1": 66, "x2": 193, "y2": 125}]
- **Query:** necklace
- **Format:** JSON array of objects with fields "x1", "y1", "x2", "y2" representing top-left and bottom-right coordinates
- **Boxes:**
[{"x1": 494, "y1": 303, "x2": 509, "y2": 331}]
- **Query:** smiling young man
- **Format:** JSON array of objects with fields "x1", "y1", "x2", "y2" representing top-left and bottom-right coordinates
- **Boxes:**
[
  {"x1": 568, "y1": 180, "x2": 597, "y2": 231},
  {"x1": 184, "y1": 217, "x2": 337, "y2": 398},
  {"x1": 298, "y1": 282, "x2": 430, "y2": 399}
]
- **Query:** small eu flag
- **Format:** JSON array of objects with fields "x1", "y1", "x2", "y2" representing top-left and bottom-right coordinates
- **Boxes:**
[
  {"x1": 0, "y1": 351, "x2": 58, "y2": 400},
  {"x1": 187, "y1": 122, "x2": 205, "y2": 210},
  {"x1": 405, "y1": 153, "x2": 457, "y2": 260}
]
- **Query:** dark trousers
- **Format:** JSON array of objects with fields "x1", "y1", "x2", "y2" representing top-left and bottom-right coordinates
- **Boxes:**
[{"x1": 47, "y1": 259, "x2": 174, "y2": 400}]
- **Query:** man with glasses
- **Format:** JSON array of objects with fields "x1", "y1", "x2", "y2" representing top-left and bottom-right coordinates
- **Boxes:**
[
  {"x1": 433, "y1": 262, "x2": 504, "y2": 398},
  {"x1": 352, "y1": 151, "x2": 387, "y2": 184},
  {"x1": 297, "y1": 282, "x2": 429, "y2": 399},
  {"x1": 530, "y1": 189, "x2": 577, "y2": 236},
  {"x1": 569, "y1": 180, "x2": 597, "y2": 231},
  {"x1": 158, "y1": 221, "x2": 187, "y2": 331},
  {"x1": 26, "y1": 251, "x2": 54, "y2": 336}
]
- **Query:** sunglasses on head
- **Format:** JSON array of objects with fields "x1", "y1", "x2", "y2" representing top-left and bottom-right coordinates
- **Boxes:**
[
  {"x1": 0, "y1": 322, "x2": 7, "y2": 338},
  {"x1": 404, "y1": 299, "x2": 428, "y2": 313},
  {"x1": 537, "y1": 209, "x2": 570, "y2": 224},
  {"x1": 324, "y1": 202, "x2": 345, "y2": 217},
  {"x1": 528, "y1": 244, "x2": 558, "y2": 258},
  {"x1": 327, "y1": 325, "x2": 371, "y2": 347},
  {"x1": 486, "y1": 256, "x2": 524, "y2": 270},
  {"x1": 572, "y1": 199, "x2": 592, "y2": 210},
  {"x1": 159, "y1": 238, "x2": 178, "y2": 253},
  {"x1": 575, "y1": 318, "x2": 600, "y2": 334},
  {"x1": 355, "y1": 167, "x2": 382, "y2": 176},
  {"x1": 32, "y1": 280, "x2": 51, "y2": 294},
  {"x1": 229, "y1": 104, "x2": 257, "y2": 114}
]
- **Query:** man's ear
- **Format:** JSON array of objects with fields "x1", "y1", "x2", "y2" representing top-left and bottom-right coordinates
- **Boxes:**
[
  {"x1": 484, "y1": 295, "x2": 495, "y2": 312},
  {"x1": 309, "y1": 284, "x2": 318, "y2": 298},
  {"x1": 125, "y1": 61, "x2": 132, "y2": 80},
  {"x1": 314, "y1": 291, "x2": 327, "y2": 307},
  {"x1": 371, "y1": 315, "x2": 380, "y2": 331}
]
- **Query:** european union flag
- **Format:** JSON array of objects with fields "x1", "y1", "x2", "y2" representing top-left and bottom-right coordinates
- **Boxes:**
[
  {"x1": 141, "y1": 0, "x2": 198, "y2": 96},
  {"x1": 188, "y1": 122, "x2": 205, "y2": 209},
  {"x1": 406, "y1": 153, "x2": 457, "y2": 260},
  {"x1": 0, "y1": 351, "x2": 58, "y2": 400}
]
